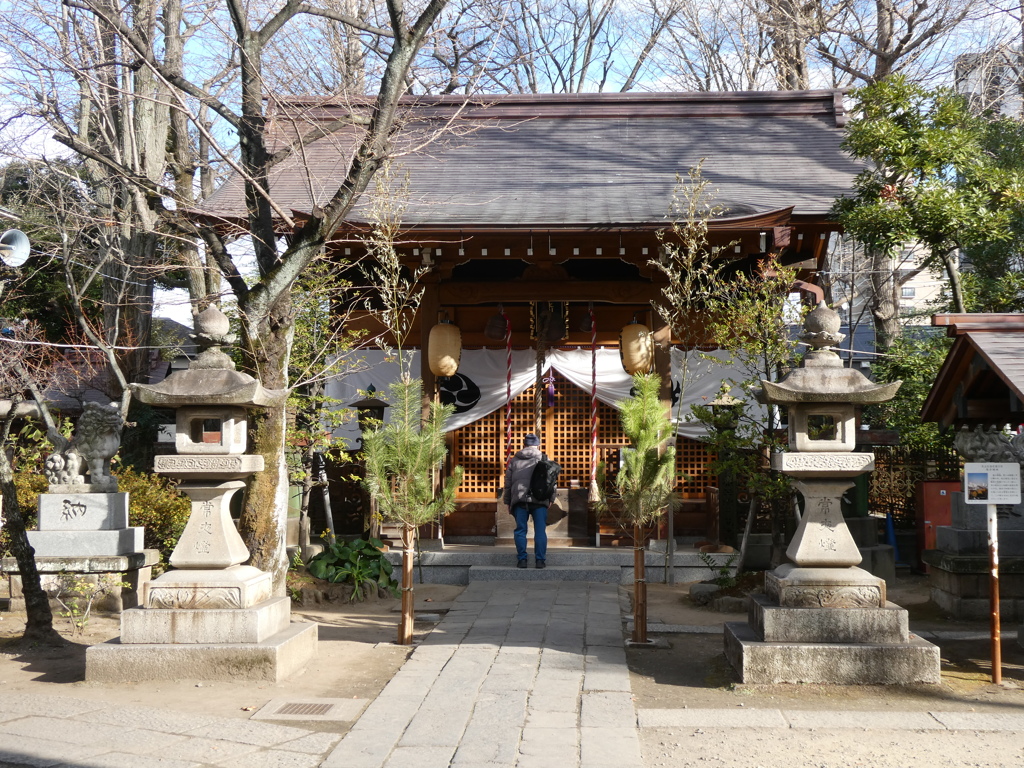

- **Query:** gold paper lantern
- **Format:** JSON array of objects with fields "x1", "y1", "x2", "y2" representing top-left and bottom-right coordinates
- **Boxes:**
[
  {"x1": 428, "y1": 322, "x2": 462, "y2": 377},
  {"x1": 619, "y1": 321, "x2": 653, "y2": 375}
]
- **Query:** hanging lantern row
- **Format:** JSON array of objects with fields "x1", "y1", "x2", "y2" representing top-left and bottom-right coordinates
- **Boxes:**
[
  {"x1": 428, "y1": 316, "x2": 462, "y2": 378},
  {"x1": 432, "y1": 308, "x2": 653, "y2": 377},
  {"x1": 619, "y1": 319, "x2": 654, "y2": 375}
]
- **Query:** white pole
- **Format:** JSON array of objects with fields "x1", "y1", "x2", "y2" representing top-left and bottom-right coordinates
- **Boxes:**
[{"x1": 988, "y1": 503, "x2": 1001, "y2": 685}]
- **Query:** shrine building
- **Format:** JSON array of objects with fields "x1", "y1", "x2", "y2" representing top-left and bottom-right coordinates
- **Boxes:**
[{"x1": 203, "y1": 90, "x2": 860, "y2": 544}]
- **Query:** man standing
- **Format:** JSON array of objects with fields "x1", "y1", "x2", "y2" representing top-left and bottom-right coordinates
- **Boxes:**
[{"x1": 503, "y1": 433, "x2": 550, "y2": 568}]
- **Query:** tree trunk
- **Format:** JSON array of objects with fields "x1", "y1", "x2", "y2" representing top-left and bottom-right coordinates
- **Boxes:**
[
  {"x1": 870, "y1": 247, "x2": 901, "y2": 352},
  {"x1": 0, "y1": 457, "x2": 64, "y2": 646},
  {"x1": 632, "y1": 522, "x2": 647, "y2": 644},
  {"x1": 237, "y1": 292, "x2": 294, "y2": 594},
  {"x1": 102, "y1": 230, "x2": 156, "y2": 395},
  {"x1": 299, "y1": 442, "x2": 315, "y2": 559},
  {"x1": 941, "y1": 251, "x2": 966, "y2": 313},
  {"x1": 399, "y1": 524, "x2": 415, "y2": 645}
]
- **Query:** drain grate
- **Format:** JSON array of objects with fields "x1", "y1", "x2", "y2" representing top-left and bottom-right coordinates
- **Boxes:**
[
  {"x1": 251, "y1": 697, "x2": 368, "y2": 722},
  {"x1": 276, "y1": 702, "x2": 335, "y2": 717}
]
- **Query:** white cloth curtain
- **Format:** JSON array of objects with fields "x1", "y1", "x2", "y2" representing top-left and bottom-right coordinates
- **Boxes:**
[{"x1": 326, "y1": 347, "x2": 761, "y2": 449}]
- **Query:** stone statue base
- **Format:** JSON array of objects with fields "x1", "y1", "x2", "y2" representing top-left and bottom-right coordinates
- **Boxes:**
[
  {"x1": 86, "y1": 620, "x2": 316, "y2": 683},
  {"x1": 142, "y1": 565, "x2": 272, "y2": 609},
  {"x1": 30, "y1": 492, "x2": 143, "y2": 558},
  {"x1": 724, "y1": 620, "x2": 940, "y2": 685},
  {"x1": 766, "y1": 564, "x2": 885, "y2": 609},
  {"x1": 121, "y1": 595, "x2": 292, "y2": 644},
  {"x1": 725, "y1": 565, "x2": 940, "y2": 684},
  {"x1": 85, "y1": 565, "x2": 317, "y2": 683}
]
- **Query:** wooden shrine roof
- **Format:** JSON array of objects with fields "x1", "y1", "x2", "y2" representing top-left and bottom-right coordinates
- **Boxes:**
[
  {"x1": 202, "y1": 90, "x2": 860, "y2": 231},
  {"x1": 922, "y1": 315, "x2": 1024, "y2": 429}
]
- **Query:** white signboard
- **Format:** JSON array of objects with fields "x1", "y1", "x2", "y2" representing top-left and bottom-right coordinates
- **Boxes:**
[{"x1": 964, "y1": 463, "x2": 1022, "y2": 505}]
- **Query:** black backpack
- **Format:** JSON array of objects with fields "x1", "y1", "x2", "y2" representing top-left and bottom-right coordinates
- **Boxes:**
[{"x1": 529, "y1": 453, "x2": 562, "y2": 501}]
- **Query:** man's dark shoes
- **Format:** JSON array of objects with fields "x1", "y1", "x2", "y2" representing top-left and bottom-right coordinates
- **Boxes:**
[
  {"x1": 536, "y1": 561, "x2": 546, "y2": 569},
  {"x1": 517, "y1": 560, "x2": 528, "y2": 569}
]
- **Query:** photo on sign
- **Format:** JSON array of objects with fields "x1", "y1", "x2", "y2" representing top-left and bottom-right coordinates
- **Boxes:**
[{"x1": 967, "y1": 472, "x2": 989, "y2": 501}]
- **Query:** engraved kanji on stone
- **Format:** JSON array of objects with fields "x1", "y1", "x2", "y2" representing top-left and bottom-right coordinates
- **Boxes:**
[
  {"x1": 199, "y1": 521, "x2": 213, "y2": 534},
  {"x1": 817, "y1": 496, "x2": 839, "y2": 529},
  {"x1": 60, "y1": 499, "x2": 87, "y2": 520},
  {"x1": 194, "y1": 539, "x2": 211, "y2": 554},
  {"x1": 200, "y1": 501, "x2": 214, "y2": 518}
]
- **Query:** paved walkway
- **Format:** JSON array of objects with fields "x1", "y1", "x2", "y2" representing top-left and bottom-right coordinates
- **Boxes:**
[
  {"x1": 323, "y1": 581, "x2": 638, "y2": 768},
  {"x1": 2, "y1": 581, "x2": 1024, "y2": 767}
]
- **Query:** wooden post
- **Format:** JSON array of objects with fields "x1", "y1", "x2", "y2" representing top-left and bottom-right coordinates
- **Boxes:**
[
  {"x1": 534, "y1": 308, "x2": 547, "y2": 435},
  {"x1": 398, "y1": 524, "x2": 415, "y2": 645},
  {"x1": 420, "y1": 278, "x2": 440, "y2": 409},
  {"x1": 988, "y1": 503, "x2": 1001, "y2": 684},
  {"x1": 419, "y1": 280, "x2": 443, "y2": 545},
  {"x1": 633, "y1": 522, "x2": 647, "y2": 644}
]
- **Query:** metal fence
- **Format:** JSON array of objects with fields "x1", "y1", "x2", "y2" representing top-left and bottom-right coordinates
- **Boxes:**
[{"x1": 866, "y1": 445, "x2": 961, "y2": 529}]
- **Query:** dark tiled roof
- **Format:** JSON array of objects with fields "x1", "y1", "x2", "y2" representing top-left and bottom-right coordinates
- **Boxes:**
[
  {"x1": 203, "y1": 90, "x2": 860, "y2": 228},
  {"x1": 922, "y1": 317, "x2": 1024, "y2": 428}
]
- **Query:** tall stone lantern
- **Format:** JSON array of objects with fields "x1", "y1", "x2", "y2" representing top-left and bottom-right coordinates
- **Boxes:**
[
  {"x1": 724, "y1": 303, "x2": 940, "y2": 684},
  {"x1": 86, "y1": 306, "x2": 317, "y2": 682}
]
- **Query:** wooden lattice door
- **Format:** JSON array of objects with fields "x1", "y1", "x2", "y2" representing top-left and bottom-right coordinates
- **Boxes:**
[{"x1": 449, "y1": 370, "x2": 713, "y2": 500}]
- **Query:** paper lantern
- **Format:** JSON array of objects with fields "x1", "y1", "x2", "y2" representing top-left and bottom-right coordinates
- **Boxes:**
[
  {"x1": 428, "y1": 322, "x2": 462, "y2": 377},
  {"x1": 619, "y1": 321, "x2": 653, "y2": 375}
]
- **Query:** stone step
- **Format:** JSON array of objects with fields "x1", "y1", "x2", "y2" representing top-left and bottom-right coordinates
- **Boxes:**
[
  {"x1": 468, "y1": 565, "x2": 623, "y2": 582},
  {"x1": 387, "y1": 548, "x2": 729, "y2": 568},
  {"x1": 493, "y1": 537, "x2": 583, "y2": 548},
  {"x1": 383, "y1": 546, "x2": 736, "y2": 585}
]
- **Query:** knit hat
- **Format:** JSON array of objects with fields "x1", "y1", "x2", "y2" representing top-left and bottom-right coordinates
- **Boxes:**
[{"x1": 523, "y1": 433, "x2": 540, "y2": 446}]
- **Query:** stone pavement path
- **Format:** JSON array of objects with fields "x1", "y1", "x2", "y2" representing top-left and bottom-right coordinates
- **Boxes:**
[
  {"x1": 3, "y1": 581, "x2": 1024, "y2": 768},
  {"x1": 322, "y1": 581, "x2": 641, "y2": 768},
  {"x1": 0, "y1": 691, "x2": 342, "y2": 767}
]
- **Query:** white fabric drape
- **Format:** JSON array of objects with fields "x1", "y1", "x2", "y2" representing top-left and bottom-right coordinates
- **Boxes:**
[
  {"x1": 547, "y1": 348, "x2": 633, "y2": 409},
  {"x1": 325, "y1": 347, "x2": 759, "y2": 448},
  {"x1": 446, "y1": 348, "x2": 543, "y2": 430}
]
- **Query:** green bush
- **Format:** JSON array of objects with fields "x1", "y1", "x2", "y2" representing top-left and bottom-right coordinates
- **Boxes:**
[
  {"x1": 113, "y1": 466, "x2": 190, "y2": 564},
  {"x1": 307, "y1": 537, "x2": 399, "y2": 601},
  {"x1": 14, "y1": 472, "x2": 46, "y2": 515}
]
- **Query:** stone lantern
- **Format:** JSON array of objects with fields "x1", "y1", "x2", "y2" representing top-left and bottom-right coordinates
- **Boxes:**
[
  {"x1": 86, "y1": 306, "x2": 317, "y2": 682},
  {"x1": 724, "y1": 303, "x2": 941, "y2": 684}
]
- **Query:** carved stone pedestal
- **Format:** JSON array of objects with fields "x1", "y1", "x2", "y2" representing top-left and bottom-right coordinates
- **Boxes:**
[
  {"x1": 726, "y1": 562, "x2": 939, "y2": 684},
  {"x1": 724, "y1": 620, "x2": 940, "y2": 685},
  {"x1": 143, "y1": 565, "x2": 272, "y2": 609},
  {"x1": 767, "y1": 564, "x2": 885, "y2": 608},
  {"x1": 88, "y1": 549, "x2": 316, "y2": 682},
  {"x1": 29, "y1": 493, "x2": 143, "y2": 558}
]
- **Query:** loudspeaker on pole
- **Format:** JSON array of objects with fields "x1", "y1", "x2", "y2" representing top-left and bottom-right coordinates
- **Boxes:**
[{"x1": 0, "y1": 230, "x2": 30, "y2": 268}]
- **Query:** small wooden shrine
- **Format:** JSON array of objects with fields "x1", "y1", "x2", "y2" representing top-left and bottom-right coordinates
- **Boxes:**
[{"x1": 201, "y1": 90, "x2": 860, "y2": 542}]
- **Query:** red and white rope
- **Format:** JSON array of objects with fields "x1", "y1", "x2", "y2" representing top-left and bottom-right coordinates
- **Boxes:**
[
  {"x1": 590, "y1": 304, "x2": 598, "y2": 488},
  {"x1": 504, "y1": 306, "x2": 514, "y2": 467}
]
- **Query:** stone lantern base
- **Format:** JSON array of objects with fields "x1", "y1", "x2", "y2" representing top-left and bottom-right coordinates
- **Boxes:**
[
  {"x1": 85, "y1": 565, "x2": 317, "y2": 682},
  {"x1": 724, "y1": 565, "x2": 941, "y2": 685}
]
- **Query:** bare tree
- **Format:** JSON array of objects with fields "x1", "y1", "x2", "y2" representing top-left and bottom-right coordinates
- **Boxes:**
[
  {"x1": 408, "y1": 0, "x2": 686, "y2": 94},
  {"x1": 653, "y1": 0, "x2": 776, "y2": 90},
  {"x1": 812, "y1": 0, "x2": 983, "y2": 86},
  {"x1": 0, "y1": 322, "x2": 70, "y2": 646},
  {"x1": 0, "y1": 0, "x2": 199, "y2": 393},
  {"x1": 1, "y1": 0, "x2": 457, "y2": 594}
]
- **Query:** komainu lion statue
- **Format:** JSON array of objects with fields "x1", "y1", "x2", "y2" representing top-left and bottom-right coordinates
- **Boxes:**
[{"x1": 44, "y1": 402, "x2": 123, "y2": 491}]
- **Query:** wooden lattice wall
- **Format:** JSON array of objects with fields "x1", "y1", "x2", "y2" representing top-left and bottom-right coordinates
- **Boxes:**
[{"x1": 449, "y1": 370, "x2": 713, "y2": 500}]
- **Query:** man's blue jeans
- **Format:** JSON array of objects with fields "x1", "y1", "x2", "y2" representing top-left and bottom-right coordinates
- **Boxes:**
[{"x1": 512, "y1": 503, "x2": 548, "y2": 563}]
